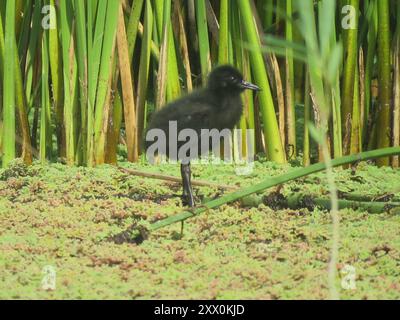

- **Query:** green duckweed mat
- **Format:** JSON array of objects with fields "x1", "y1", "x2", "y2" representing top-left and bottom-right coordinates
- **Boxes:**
[{"x1": 0, "y1": 159, "x2": 399, "y2": 299}]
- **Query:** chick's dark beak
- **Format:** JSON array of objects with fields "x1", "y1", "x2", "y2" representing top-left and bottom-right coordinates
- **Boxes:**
[{"x1": 239, "y1": 80, "x2": 261, "y2": 91}]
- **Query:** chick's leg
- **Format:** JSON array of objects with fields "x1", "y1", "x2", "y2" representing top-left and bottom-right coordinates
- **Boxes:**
[{"x1": 180, "y1": 162, "x2": 195, "y2": 207}]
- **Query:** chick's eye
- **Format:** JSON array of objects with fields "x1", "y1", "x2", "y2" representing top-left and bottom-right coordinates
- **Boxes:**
[{"x1": 227, "y1": 76, "x2": 237, "y2": 82}]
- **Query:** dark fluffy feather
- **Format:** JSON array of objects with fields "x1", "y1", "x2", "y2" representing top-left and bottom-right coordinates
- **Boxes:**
[{"x1": 144, "y1": 65, "x2": 258, "y2": 160}]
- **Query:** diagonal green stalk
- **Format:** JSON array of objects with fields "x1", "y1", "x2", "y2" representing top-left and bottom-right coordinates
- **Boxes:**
[{"x1": 135, "y1": 147, "x2": 400, "y2": 234}]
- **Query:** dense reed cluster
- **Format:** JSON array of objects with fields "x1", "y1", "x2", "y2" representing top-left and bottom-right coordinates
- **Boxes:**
[{"x1": 0, "y1": 0, "x2": 399, "y2": 168}]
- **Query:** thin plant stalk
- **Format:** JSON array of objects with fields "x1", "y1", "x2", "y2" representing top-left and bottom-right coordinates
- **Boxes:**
[
  {"x1": 173, "y1": 0, "x2": 192, "y2": 92},
  {"x1": 364, "y1": 0, "x2": 377, "y2": 144},
  {"x1": 238, "y1": 0, "x2": 286, "y2": 164},
  {"x1": 59, "y1": 0, "x2": 78, "y2": 165},
  {"x1": 2, "y1": 0, "x2": 16, "y2": 167},
  {"x1": 298, "y1": 0, "x2": 341, "y2": 300},
  {"x1": 155, "y1": 0, "x2": 171, "y2": 109},
  {"x1": 196, "y1": 0, "x2": 212, "y2": 84},
  {"x1": 127, "y1": 0, "x2": 144, "y2": 60},
  {"x1": 393, "y1": 2, "x2": 400, "y2": 167},
  {"x1": 350, "y1": 63, "x2": 361, "y2": 153},
  {"x1": 303, "y1": 69, "x2": 311, "y2": 166},
  {"x1": 74, "y1": 0, "x2": 89, "y2": 165},
  {"x1": 93, "y1": 0, "x2": 119, "y2": 165},
  {"x1": 136, "y1": 0, "x2": 153, "y2": 155},
  {"x1": 49, "y1": 0, "x2": 65, "y2": 158},
  {"x1": 40, "y1": 30, "x2": 52, "y2": 161},
  {"x1": 376, "y1": 0, "x2": 392, "y2": 166},
  {"x1": 341, "y1": 0, "x2": 359, "y2": 156},
  {"x1": 116, "y1": 3, "x2": 138, "y2": 162},
  {"x1": 218, "y1": 0, "x2": 229, "y2": 64},
  {"x1": 87, "y1": 0, "x2": 106, "y2": 166},
  {"x1": 285, "y1": 0, "x2": 296, "y2": 158}
]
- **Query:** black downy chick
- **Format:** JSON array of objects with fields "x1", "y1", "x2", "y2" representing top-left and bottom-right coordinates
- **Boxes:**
[{"x1": 145, "y1": 65, "x2": 260, "y2": 207}]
